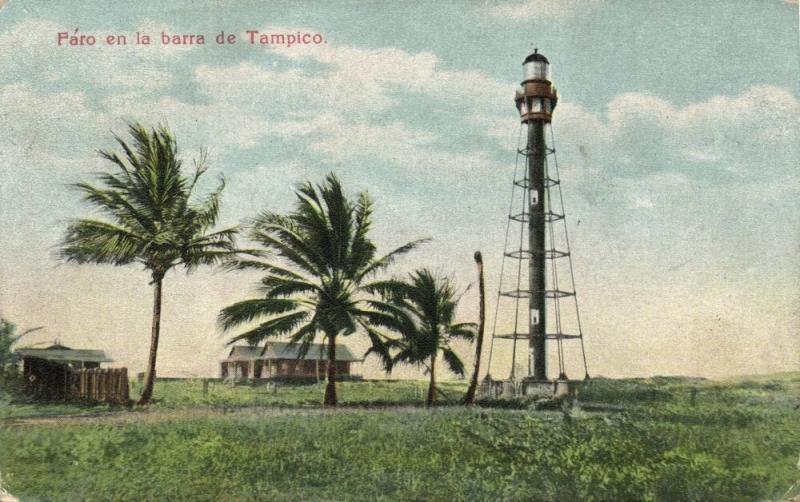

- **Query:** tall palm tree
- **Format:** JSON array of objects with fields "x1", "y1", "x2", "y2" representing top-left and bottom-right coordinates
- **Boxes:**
[
  {"x1": 463, "y1": 251, "x2": 486, "y2": 406},
  {"x1": 371, "y1": 269, "x2": 476, "y2": 406},
  {"x1": 218, "y1": 173, "x2": 425, "y2": 407},
  {"x1": 60, "y1": 122, "x2": 237, "y2": 405}
]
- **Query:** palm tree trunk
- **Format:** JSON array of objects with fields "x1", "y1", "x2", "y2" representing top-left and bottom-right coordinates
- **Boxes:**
[
  {"x1": 464, "y1": 251, "x2": 486, "y2": 406},
  {"x1": 426, "y1": 354, "x2": 436, "y2": 407},
  {"x1": 137, "y1": 273, "x2": 163, "y2": 406},
  {"x1": 323, "y1": 334, "x2": 337, "y2": 408}
]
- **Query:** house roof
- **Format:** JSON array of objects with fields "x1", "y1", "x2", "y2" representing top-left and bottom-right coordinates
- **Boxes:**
[
  {"x1": 223, "y1": 342, "x2": 362, "y2": 362},
  {"x1": 263, "y1": 342, "x2": 361, "y2": 362},
  {"x1": 225, "y1": 345, "x2": 263, "y2": 362},
  {"x1": 15, "y1": 344, "x2": 113, "y2": 363}
]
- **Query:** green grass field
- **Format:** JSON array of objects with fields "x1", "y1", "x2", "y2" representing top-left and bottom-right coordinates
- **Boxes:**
[
  {"x1": 1, "y1": 373, "x2": 798, "y2": 501},
  {"x1": 0, "y1": 378, "x2": 468, "y2": 420}
]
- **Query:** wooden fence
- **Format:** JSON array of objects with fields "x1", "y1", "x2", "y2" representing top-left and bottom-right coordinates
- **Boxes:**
[{"x1": 68, "y1": 368, "x2": 130, "y2": 404}]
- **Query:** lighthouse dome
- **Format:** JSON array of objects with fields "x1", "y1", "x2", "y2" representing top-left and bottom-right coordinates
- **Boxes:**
[
  {"x1": 523, "y1": 51, "x2": 549, "y2": 64},
  {"x1": 523, "y1": 50, "x2": 550, "y2": 82}
]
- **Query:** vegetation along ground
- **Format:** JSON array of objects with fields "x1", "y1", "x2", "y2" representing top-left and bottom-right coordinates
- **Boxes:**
[{"x1": 1, "y1": 373, "x2": 798, "y2": 501}]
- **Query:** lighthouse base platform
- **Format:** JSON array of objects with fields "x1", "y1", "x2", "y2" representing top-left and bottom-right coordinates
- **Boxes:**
[
  {"x1": 521, "y1": 377, "x2": 571, "y2": 398},
  {"x1": 479, "y1": 376, "x2": 576, "y2": 399}
]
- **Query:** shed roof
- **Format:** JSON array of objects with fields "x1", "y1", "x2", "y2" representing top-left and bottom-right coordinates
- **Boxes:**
[{"x1": 15, "y1": 345, "x2": 113, "y2": 363}]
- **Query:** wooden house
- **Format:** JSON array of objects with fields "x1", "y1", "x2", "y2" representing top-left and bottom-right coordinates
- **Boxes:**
[{"x1": 220, "y1": 342, "x2": 361, "y2": 380}]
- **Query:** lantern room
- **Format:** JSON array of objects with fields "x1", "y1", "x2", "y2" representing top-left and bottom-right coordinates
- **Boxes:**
[
  {"x1": 515, "y1": 49, "x2": 558, "y2": 123},
  {"x1": 523, "y1": 50, "x2": 550, "y2": 82}
]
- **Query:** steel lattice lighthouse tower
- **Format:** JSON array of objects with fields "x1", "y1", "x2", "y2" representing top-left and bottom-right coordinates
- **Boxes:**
[
  {"x1": 486, "y1": 50, "x2": 589, "y2": 390},
  {"x1": 518, "y1": 50, "x2": 554, "y2": 380}
]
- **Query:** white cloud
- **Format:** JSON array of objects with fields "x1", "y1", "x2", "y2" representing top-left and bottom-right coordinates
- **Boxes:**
[
  {"x1": 277, "y1": 114, "x2": 436, "y2": 158},
  {"x1": 486, "y1": 0, "x2": 603, "y2": 21},
  {"x1": 189, "y1": 41, "x2": 513, "y2": 182},
  {"x1": 0, "y1": 83, "x2": 113, "y2": 161},
  {"x1": 271, "y1": 42, "x2": 510, "y2": 103},
  {"x1": 0, "y1": 19, "x2": 192, "y2": 91},
  {"x1": 197, "y1": 34, "x2": 512, "y2": 118},
  {"x1": 631, "y1": 196, "x2": 654, "y2": 209},
  {"x1": 102, "y1": 92, "x2": 272, "y2": 151},
  {"x1": 266, "y1": 113, "x2": 506, "y2": 185}
]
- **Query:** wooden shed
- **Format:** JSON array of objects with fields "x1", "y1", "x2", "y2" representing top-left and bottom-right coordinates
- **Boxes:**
[{"x1": 15, "y1": 343, "x2": 113, "y2": 400}]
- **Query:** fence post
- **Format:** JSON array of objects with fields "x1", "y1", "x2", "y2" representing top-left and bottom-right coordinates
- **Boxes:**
[
  {"x1": 122, "y1": 368, "x2": 129, "y2": 404},
  {"x1": 203, "y1": 378, "x2": 209, "y2": 397},
  {"x1": 116, "y1": 370, "x2": 121, "y2": 402},
  {"x1": 111, "y1": 370, "x2": 118, "y2": 403},
  {"x1": 68, "y1": 367, "x2": 132, "y2": 404}
]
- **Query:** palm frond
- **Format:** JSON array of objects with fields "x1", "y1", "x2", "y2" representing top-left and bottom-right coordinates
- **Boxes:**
[
  {"x1": 259, "y1": 275, "x2": 319, "y2": 298},
  {"x1": 352, "y1": 304, "x2": 408, "y2": 333},
  {"x1": 345, "y1": 191, "x2": 376, "y2": 275},
  {"x1": 60, "y1": 219, "x2": 147, "y2": 265},
  {"x1": 447, "y1": 322, "x2": 478, "y2": 341},
  {"x1": 226, "y1": 311, "x2": 311, "y2": 346},
  {"x1": 218, "y1": 298, "x2": 303, "y2": 331},
  {"x1": 363, "y1": 279, "x2": 412, "y2": 300},
  {"x1": 286, "y1": 318, "x2": 320, "y2": 360},
  {"x1": 356, "y1": 238, "x2": 430, "y2": 281},
  {"x1": 441, "y1": 347, "x2": 465, "y2": 377},
  {"x1": 360, "y1": 321, "x2": 395, "y2": 373},
  {"x1": 250, "y1": 221, "x2": 323, "y2": 277},
  {"x1": 190, "y1": 175, "x2": 225, "y2": 228}
]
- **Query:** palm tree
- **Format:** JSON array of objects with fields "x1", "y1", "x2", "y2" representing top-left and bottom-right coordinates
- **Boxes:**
[
  {"x1": 463, "y1": 251, "x2": 486, "y2": 406},
  {"x1": 218, "y1": 173, "x2": 425, "y2": 407},
  {"x1": 0, "y1": 320, "x2": 28, "y2": 370},
  {"x1": 0, "y1": 320, "x2": 19, "y2": 370},
  {"x1": 371, "y1": 269, "x2": 477, "y2": 406},
  {"x1": 60, "y1": 122, "x2": 237, "y2": 405}
]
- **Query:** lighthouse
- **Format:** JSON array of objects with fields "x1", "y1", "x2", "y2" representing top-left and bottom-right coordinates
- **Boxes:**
[
  {"x1": 516, "y1": 49, "x2": 557, "y2": 381},
  {"x1": 486, "y1": 51, "x2": 589, "y2": 395}
]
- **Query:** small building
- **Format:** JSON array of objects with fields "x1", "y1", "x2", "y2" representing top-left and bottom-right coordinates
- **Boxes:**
[
  {"x1": 220, "y1": 345, "x2": 263, "y2": 380},
  {"x1": 220, "y1": 342, "x2": 361, "y2": 380},
  {"x1": 15, "y1": 343, "x2": 113, "y2": 400}
]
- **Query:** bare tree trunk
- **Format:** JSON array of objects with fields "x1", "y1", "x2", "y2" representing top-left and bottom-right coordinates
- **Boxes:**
[
  {"x1": 426, "y1": 354, "x2": 436, "y2": 407},
  {"x1": 464, "y1": 251, "x2": 486, "y2": 406},
  {"x1": 323, "y1": 334, "x2": 337, "y2": 408},
  {"x1": 137, "y1": 273, "x2": 163, "y2": 406}
]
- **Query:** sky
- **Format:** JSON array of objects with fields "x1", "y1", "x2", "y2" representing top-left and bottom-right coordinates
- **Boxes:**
[{"x1": 0, "y1": 0, "x2": 798, "y2": 380}]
